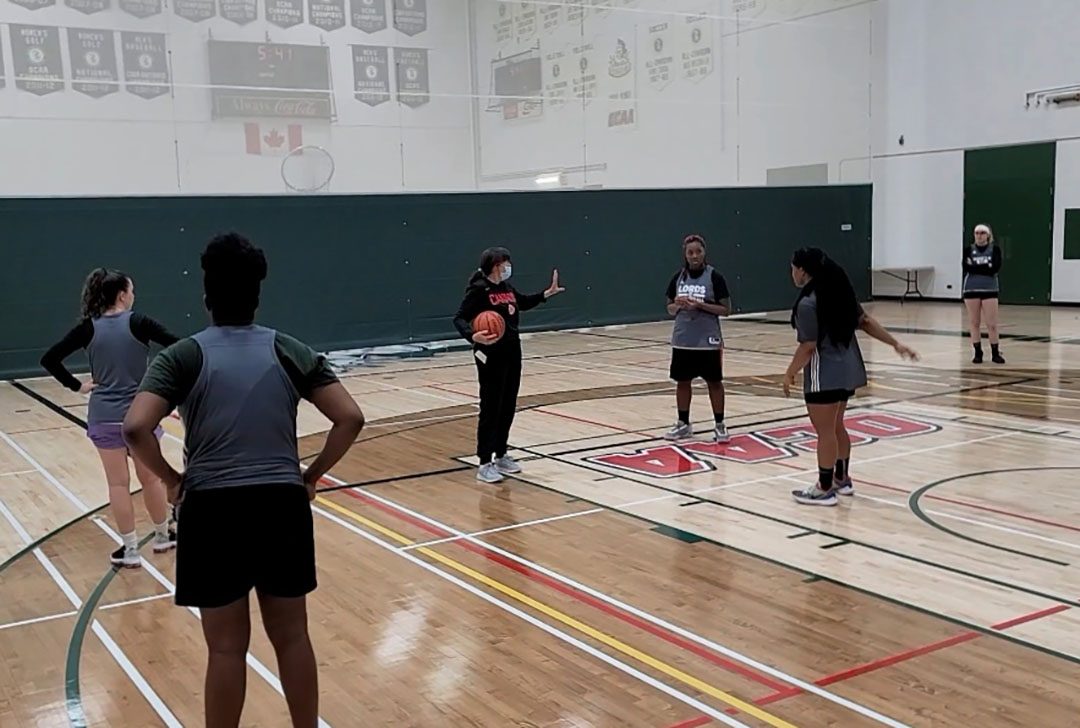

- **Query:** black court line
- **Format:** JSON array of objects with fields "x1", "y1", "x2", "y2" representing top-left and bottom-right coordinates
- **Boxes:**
[
  {"x1": 908, "y1": 468, "x2": 1080, "y2": 568},
  {"x1": 510, "y1": 444, "x2": 1080, "y2": 611},
  {"x1": 10, "y1": 380, "x2": 88, "y2": 430},
  {"x1": 820, "y1": 540, "x2": 850, "y2": 550},
  {"x1": 747, "y1": 316, "x2": 1080, "y2": 346},
  {"x1": 787, "y1": 530, "x2": 815, "y2": 539},
  {"x1": 492, "y1": 456, "x2": 1080, "y2": 668}
]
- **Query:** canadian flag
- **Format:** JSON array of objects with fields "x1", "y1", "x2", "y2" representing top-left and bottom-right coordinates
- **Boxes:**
[{"x1": 244, "y1": 123, "x2": 302, "y2": 156}]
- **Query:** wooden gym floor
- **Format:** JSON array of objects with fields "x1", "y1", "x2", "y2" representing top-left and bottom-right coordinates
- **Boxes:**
[{"x1": 2, "y1": 301, "x2": 1080, "y2": 727}]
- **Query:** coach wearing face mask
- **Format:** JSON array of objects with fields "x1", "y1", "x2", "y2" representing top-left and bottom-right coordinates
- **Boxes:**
[{"x1": 453, "y1": 246, "x2": 565, "y2": 484}]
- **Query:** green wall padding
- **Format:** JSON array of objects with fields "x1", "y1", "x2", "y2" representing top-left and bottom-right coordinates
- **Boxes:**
[
  {"x1": 0, "y1": 185, "x2": 871, "y2": 379},
  {"x1": 1065, "y1": 209, "x2": 1080, "y2": 261}
]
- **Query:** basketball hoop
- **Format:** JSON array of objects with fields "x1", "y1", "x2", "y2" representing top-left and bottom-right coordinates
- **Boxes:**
[{"x1": 281, "y1": 145, "x2": 335, "y2": 193}]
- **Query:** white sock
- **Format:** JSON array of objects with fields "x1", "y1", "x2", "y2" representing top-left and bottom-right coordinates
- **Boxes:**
[
  {"x1": 121, "y1": 531, "x2": 138, "y2": 552},
  {"x1": 153, "y1": 520, "x2": 169, "y2": 538}
]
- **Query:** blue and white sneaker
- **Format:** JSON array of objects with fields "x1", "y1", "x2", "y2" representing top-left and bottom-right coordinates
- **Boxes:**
[{"x1": 792, "y1": 484, "x2": 838, "y2": 507}]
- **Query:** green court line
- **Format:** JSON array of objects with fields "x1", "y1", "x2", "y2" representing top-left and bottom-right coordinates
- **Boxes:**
[{"x1": 64, "y1": 533, "x2": 155, "y2": 728}]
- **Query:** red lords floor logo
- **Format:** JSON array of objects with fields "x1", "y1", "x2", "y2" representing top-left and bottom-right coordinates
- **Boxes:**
[{"x1": 584, "y1": 413, "x2": 940, "y2": 479}]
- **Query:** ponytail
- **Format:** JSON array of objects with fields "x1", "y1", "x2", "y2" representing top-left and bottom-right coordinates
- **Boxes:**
[
  {"x1": 80, "y1": 268, "x2": 130, "y2": 319},
  {"x1": 790, "y1": 248, "x2": 859, "y2": 347},
  {"x1": 466, "y1": 246, "x2": 511, "y2": 288}
]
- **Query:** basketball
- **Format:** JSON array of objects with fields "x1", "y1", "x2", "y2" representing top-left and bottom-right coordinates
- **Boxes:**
[{"x1": 472, "y1": 310, "x2": 506, "y2": 342}]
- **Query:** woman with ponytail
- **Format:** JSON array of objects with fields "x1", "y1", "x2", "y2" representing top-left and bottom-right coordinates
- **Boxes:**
[
  {"x1": 784, "y1": 248, "x2": 918, "y2": 506},
  {"x1": 41, "y1": 268, "x2": 180, "y2": 567}
]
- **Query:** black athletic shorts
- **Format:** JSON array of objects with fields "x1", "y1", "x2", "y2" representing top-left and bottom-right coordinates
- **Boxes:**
[
  {"x1": 670, "y1": 348, "x2": 723, "y2": 383},
  {"x1": 175, "y1": 484, "x2": 316, "y2": 609},
  {"x1": 804, "y1": 389, "x2": 855, "y2": 405},
  {"x1": 962, "y1": 291, "x2": 998, "y2": 300}
]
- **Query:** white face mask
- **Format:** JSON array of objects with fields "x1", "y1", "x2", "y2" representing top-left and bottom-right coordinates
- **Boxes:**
[{"x1": 501, "y1": 263, "x2": 513, "y2": 282}]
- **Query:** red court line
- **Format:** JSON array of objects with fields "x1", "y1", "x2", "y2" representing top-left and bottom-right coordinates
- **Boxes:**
[
  {"x1": 428, "y1": 383, "x2": 476, "y2": 398},
  {"x1": 534, "y1": 407, "x2": 639, "y2": 435},
  {"x1": 666, "y1": 602, "x2": 1071, "y2": 727},
  {"x1": 331, "y1": 484, "x2": 791, "y2": 693}
]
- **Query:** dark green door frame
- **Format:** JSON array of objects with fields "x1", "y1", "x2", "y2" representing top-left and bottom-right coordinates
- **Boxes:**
[{"x1": 963, "y1": 142, "x2": 1055, "y2": 305}]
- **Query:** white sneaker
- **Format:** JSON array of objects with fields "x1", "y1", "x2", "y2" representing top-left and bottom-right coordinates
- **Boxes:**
[
  {"x1": 792, "y1": 484, "x2": 838, "y2": 507},
  {"x1": 713, "y1": 423, "x2": 730, "y2": 443},
  {"x1": 664, "y1": 421, "x2": 693, "y2": 440},
  {"x1": 110, "y1": 545, "x2": 142, "y2": 569},
  {"x1": 152, "y1": 529, "x2": 177, "y2": 553},
  {"x1": 476, "y1": 462, "x2": 504, "y2": 484},
  {"x1": 494, "y1": 456, "x2": 522, "y2": 474}
]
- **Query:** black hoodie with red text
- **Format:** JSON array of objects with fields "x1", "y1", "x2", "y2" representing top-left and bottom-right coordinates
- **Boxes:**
[{"x1": 452, "y1": 276, "x2": 546, "y2": 354}]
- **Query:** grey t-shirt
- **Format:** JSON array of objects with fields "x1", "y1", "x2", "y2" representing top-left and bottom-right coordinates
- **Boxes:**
[{"x1": 794, "y1": 292, "x2": 868, "y2": 394}]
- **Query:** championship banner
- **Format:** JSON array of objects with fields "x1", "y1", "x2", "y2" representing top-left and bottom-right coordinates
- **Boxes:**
[
  {"x1": 643, "y1": 21, "x2": 673, "y2": 92},
  {"x1": 121, "y1": 32, "x2": 170, "y2": 99},
  {"x1": 119, "y1": 0, "x2": 162, "y2": 18},
  {"x1": 266, "y1": 0, "x2": 304, "y2": 28},
  {"x1": 571, "y1": 40, "x2": 597, "y2": 106},
  {"x1": 220, "y1": 0, "x2": 257, "y2": 25},
  {"x1": 8, "y1": 0, "x2": 54, "y2": 10},
  {"x1": 543, "y1": 44, "x2": 570, "y2": 110},
  {"x1": 352, "y1": 45, "x2": 390, "y2": 106},
  {"x1": 394, "y1": 47, "x2": 428, "y2": 107},
  {"x1": 351, "y1": 0, "x2": 386, "y2": 32},
  {"x1": 68, "y1": 28, "x2": 118, "y2": 98},
  {"x1": 565, "y1": 1, "x2": 584, "y2": 25},
  {"x1": 10, "y1": 25, "x2": 64, "y2": 96},
  {"x1": 513, "y1": 1, "x2": 536, "y2": 43},
  {"x1": 539, "y1": 3, "x2": 560, "y2": 35},
  {"x1": 174, "y1": 0, "x2": 215, "y2": 22},
  {"x1": 309, "y1": 0, "x2": 345, "y2": 30},
  {"x1": 392, "y1": 0, "x2": 425, "y2": 36},
  {"x1": 65, "y1": 0, "x2": 109, "y2": 15},
  {"x1": 492, "y1": 2, "x2": 512, "y2": 45},
  {"x1": 605, "y1": 35, "x2": 635, "y2": 130},
  {"x1": 681, "y1": 11, "x2": 713, "y2": 82}
]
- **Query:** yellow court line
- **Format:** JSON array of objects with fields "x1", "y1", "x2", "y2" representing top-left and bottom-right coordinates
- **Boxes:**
[{"x1": 316, "y1": 496, "x2": 797, "y2": 728}]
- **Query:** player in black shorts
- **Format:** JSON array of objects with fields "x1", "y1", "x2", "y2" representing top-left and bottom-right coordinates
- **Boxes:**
[
  {"x1": 123, "y1": 233, "x2": 365, "y2": 727},
  {"x1": 663, "y1": 234, "x2": 732, "y2": 443},
  {"x1": 784, "y1": 248, "x2": 918, "y2": 506}
]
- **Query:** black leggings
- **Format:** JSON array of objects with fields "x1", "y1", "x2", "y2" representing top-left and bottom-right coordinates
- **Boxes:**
[{"x1": 474, "y1": 343, "x2": 522, "y2": 463}]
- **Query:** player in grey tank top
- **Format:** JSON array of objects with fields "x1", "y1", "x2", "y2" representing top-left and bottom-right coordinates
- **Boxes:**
[
  {"x1": 123, "y1": 233, "x2": 365, "y2": 727},
  {"x1": 784, "y1": 248, "x2": 919, "y2": 507},
  {"x1": 962, "y1": 223, "x2": 1005, "y2": 364},
  {"x1": 663, "y1": 235, "x2": 732, "y2": 443},
  {"x1": 40, "y1": 268, "x2": 179, "y2": 568}
]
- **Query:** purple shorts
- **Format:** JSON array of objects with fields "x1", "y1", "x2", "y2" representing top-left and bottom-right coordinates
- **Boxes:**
[{"x1": 87, "y1": 423, "x2": 163, "y2": 451}]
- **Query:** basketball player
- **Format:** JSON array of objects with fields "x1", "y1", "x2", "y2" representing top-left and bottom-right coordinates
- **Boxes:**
[
  {"x1": 963, "y1": 223, "x2": 1005, "y2": 363},
  {"x1": 40, "y1": 268, "x2": 178, "y2": 568},
  {"x1": 783, "y1": 248, "x2": 918, "y2": 506},
  {"x1": 122, "y1": 233, "x2": 365, "y2": 728},
  {"x1": 453, "y1": 247, "x2": 565, "y2": 484},
  {"x1": 664, "y1": 234, "x2": 731, "y2": 443}
]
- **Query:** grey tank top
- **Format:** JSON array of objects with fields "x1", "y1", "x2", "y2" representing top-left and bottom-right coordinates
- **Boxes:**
[
  {"x1": 86, "y1": 311, "x2": 149, "y2": 424},
  {"x1": 794, "y1": 293, "x2": 868, "y2": 394},
  {"x1": 179, "y1": 325, "x2": 303, "y2": 492},
  {"x1": 962, "y1": 244, "x2": 999, "y2": 293},
  {"x1": 671, "y1": 265, "x2": 723, "y2": 349}
]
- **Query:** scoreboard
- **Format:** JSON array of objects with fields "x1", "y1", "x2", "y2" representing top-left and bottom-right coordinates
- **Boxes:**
[{"x1": 208, "y1": 40, "x2": 332, "y2": 119}]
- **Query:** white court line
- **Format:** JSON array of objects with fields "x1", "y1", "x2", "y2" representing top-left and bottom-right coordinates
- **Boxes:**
[
  {"x1": 91, "y1": 517, "x2": 334, "y2": 728},
  {"x1": 0, "y1": 593, "x2": 172, "y2": 633},
  {"x1": 0, "y1": 429, "x2": 89, "y2": 512},
  {"x1": 311, "y1": 503, "x2": 752, "y2": 728},
  {"x1": 778, "y1": 476, "x2": 1080, "y2": 553},
  {"x1": 323, "y1": 475, "x2": 908, "y2": 728},
  {"x1": 400, "y1": 508, "x2": 604, "y2": 551},
  {"x1": 0, "y1": 469, "x2": 36, "y2": 478},
  {"x1": 0, "y1": 497, "x2": 181, "y2": 727}
]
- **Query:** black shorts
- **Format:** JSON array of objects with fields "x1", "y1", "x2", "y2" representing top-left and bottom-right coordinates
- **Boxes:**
[
  {"x1": 175, "y1": 484, "x2": 316, "y2": 609},
  {"x1": 670, "y1": 348, "x2": 723, "y2": 383},
  {"x1": 963, "y1": 291, "x2": 998, "y2": 300},
  {"x1": 804, "y1": 389, "x2": 855, "y2": 405}
]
